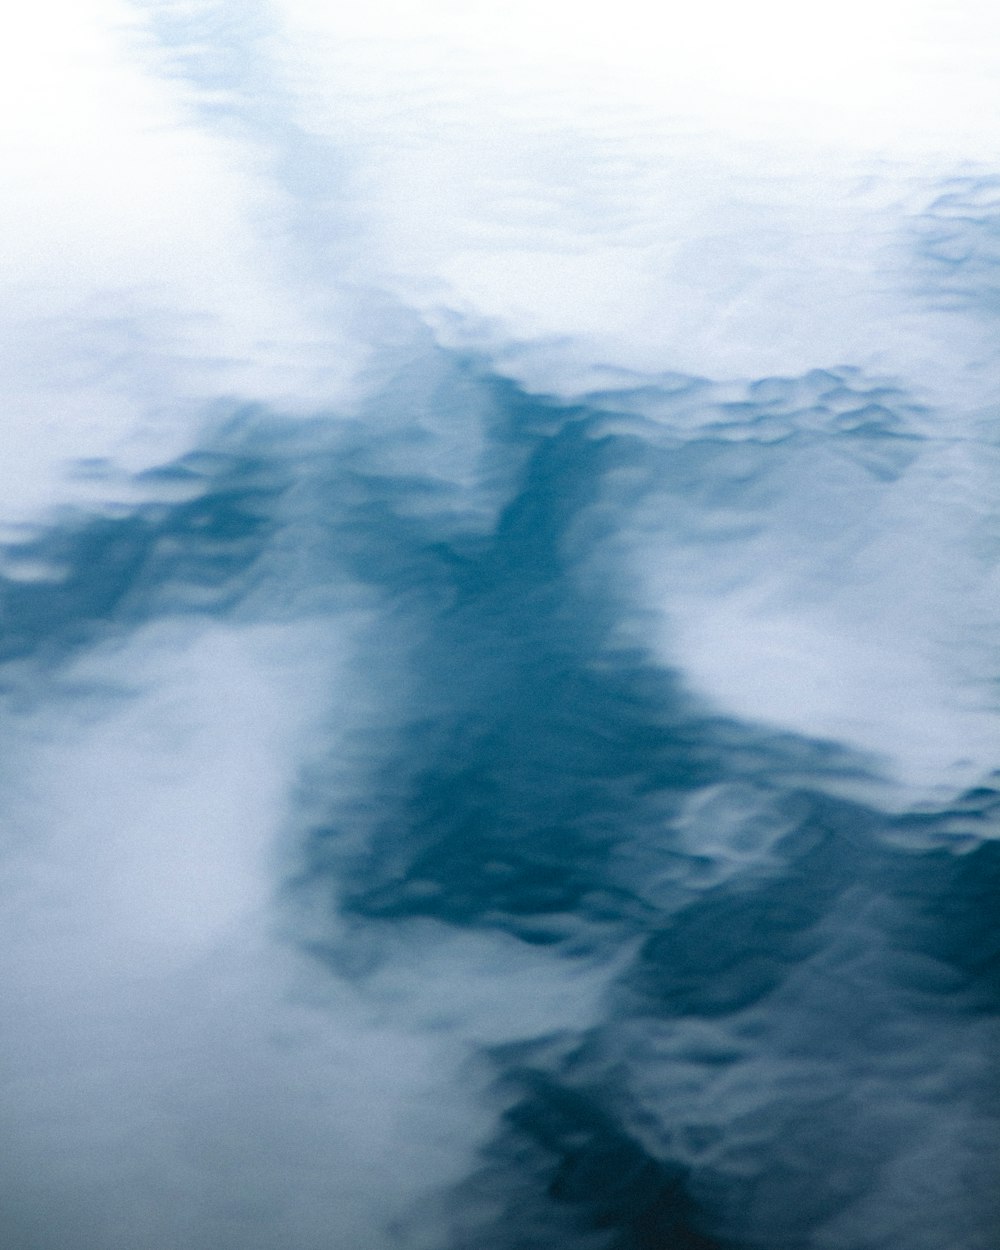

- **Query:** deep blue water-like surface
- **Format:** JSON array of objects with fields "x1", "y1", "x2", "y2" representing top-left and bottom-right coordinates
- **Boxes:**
[{"x1": 3, "y1": 5, "x2": 1000, "y2": 1248}]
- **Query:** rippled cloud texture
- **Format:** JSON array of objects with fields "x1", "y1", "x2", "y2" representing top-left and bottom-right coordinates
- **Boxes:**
[{"x1": 3, "y1": 2, "x2": 1000, "y2": 1247}]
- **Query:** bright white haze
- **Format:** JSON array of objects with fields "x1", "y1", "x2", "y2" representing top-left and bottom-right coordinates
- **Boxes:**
[{"x1": 2, "y1": 2, "x2": 1000, "y2": 1248}]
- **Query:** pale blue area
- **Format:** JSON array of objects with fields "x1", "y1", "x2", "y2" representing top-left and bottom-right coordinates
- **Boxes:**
[{"x1": 3, "y1": 4, "x2": 1000, "y2": 1248}]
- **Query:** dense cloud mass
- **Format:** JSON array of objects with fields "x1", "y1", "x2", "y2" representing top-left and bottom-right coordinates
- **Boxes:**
[{"x1": 2, "y1": 2, "x2": 1000, "y2": 1248}]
